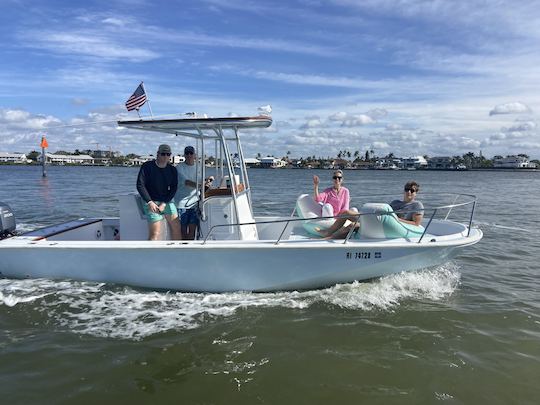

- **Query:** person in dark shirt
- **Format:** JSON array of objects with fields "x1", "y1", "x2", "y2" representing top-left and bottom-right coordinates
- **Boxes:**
[
  {"x1": 136, "y1": 144, "x2": 181, "y2": 240},
  {"x1": 389, "y1": 181, "x2": 424, "y2": 225}
]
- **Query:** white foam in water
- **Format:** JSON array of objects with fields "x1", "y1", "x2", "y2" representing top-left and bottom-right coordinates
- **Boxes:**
[
  {"x1": 15, "y1": 221, "x2": 45, "y2": 233},
  {"x1": 0, "y1": 264, "x2": 460, "y2": 340}
]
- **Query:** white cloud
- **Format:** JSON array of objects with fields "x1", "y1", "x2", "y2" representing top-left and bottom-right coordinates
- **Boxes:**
[
  {"x1": 329, "y1": 112, "x2": 348, "y2": 121},
  {"x1": 0, "y1": 109, "x2": 61, "y2": 130},
  {"x1": 366, "y1": 108, "x2": 388, "y2": 119},
  {"x1": 24, "y1": 32, "x2": 160, "y2": 62},
  {"x1": 102, "y1": 17, "x2": 129, "y2": 27},
  {"x1": 342, "y1": 114, "x2": 374, "y2": 127},
  {"x1": 489, "y1": 102, "x2": 532, "y2": 116},
  {"x1": 372, "y1": 141, "x2": 389, "y2": 149},
  {"x1": 301, "y1": 118, "x2": 324, "y2": 129},
  {"x1": 502, "y1": 121, "x2": 537, "y2": 132}
]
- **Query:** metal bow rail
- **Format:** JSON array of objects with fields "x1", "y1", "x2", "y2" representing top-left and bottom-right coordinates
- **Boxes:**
[{"x1": 201, "y1": 193, "x2": 478, "y2": 245}]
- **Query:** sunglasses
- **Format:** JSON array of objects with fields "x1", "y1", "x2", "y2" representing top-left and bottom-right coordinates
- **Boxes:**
[
  {"x1": 404, "y1": 187, "x2": 417, "y2": 193},
  {"x1": 185, "y1": 151, "x2": 195, "y2": 155},
  {"x1": 333, "y1": 176, "x2": 343, "y2": 180},
  {"x1": 160, "y1": 153, "x2": 171, "y2": 156}
]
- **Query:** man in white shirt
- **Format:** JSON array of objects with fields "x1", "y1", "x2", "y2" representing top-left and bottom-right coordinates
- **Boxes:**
[{"x1": 175, "y1": 145, "x2": 199, "y2": 239}]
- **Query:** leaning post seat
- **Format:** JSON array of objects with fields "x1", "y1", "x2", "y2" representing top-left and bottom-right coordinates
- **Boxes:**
[
  {"x1": 119, "y1": 194, "x2": 170, "y2": 240},
  {"x1": 359, "y1": 203, "x2": 424, "y2": 239}
]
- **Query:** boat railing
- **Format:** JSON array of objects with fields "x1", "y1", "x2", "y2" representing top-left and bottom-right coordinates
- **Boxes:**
[
  {"x1": 201, "y1": 193, "x2": 478, "y2": 245},
  {"x1": 346, "y1": 192, "x2": 478, "y2": 243}
]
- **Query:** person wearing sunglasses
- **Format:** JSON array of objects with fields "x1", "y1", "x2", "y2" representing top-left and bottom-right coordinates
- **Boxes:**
[
  {"x1": 320, "y1": 181, "x2": 424, "y2": 239},
  {"x1": 136, "y1": 144, "x2": 181, "y2": 240},
  {"x1": 175, "y1": 145, "x2": 199, "y2": 239},
  {"x1": 312, "y1": 170, "x2": 350, "y2": 219},
  {"x1": 389, "y1": 181, "x2": 424, "y2": 226}
]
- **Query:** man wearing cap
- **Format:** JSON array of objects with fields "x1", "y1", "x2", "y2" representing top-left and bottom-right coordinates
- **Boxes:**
[
  {"x1": 175, "y1": 145, "x2": 199, "y2": 239},
  {"x1": 136, "y1": 144, "x2": 181, "y2": 240}
]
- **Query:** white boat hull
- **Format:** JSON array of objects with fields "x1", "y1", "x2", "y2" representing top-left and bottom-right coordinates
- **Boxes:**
[{"x1": 0, "y1": 228, "x2": 482, "y2": 292}]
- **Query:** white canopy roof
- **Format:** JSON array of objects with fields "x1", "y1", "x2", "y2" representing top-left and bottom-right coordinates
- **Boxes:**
[{"x1": 117, "y1": 116, "x2": 272, "y2": 139}]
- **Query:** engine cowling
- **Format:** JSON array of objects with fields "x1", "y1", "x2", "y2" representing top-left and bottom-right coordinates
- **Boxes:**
[{"x1": 0, "y1": 201, "x2": 16, "y2": 239}]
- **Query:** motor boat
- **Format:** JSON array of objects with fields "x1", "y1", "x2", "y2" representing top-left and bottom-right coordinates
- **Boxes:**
[{"x1": 0, "y1": 115, "x2": 482, "y2": 292}]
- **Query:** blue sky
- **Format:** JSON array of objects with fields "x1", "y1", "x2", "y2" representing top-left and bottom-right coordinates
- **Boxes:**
[{"x1": 1, "y1": 0, "x2": 539, "y2": 159}]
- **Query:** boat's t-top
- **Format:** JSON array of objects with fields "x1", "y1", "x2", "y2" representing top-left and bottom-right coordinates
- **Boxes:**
[{"x1": 117, "y1": 115, "x2": 272, "y2": 241}]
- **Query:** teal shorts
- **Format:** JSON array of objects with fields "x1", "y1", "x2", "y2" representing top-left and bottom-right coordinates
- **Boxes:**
[{"x1": 142, "y1": 201, "x2": 178, "y2": 223}]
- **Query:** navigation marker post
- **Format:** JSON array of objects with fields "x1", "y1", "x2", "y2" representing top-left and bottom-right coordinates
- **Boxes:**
[{"x1": 40, "y1": 136, "x2": 49, "y2": 178}]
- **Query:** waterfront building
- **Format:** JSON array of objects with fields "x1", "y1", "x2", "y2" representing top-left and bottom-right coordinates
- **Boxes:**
[
  {"x1": 353, "y1": 161, "x2": 373, "y2": 169},
  {"x1": 0, "y1": 152, "x2": 28, "y2": 164},
  {"x1": 244, "y1": 158, "x2": 261, "y2": 168},
  {"x1": 331, "y1": 158, "x2": 351, "y2": 169},
  {"x1": 493, "y1": 155, "x2": 537, "y2": 168},
  {"x1": 259, "y1": 156, "x2": 286, "y2": 168},
  {"x1": 402, "y1": 156, "x2": 428, "y2": 169},
  {"x1": 171, "y1": 155, "x2": 185, "y2": 165},
  {"x1": 127, "y1": 155, "x2": 153, "y2": 166},
  {"x1": 427, "y1": 156, "x2": 453, "y2": 169},
  {"x1": 38, "y1": 153, "x2": 94, "y2": 165},
  {"x1": 375, "y1": 158, "x2": 401, "y2": 170}
]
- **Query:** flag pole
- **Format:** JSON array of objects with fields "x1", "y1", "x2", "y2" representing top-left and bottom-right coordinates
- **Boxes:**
[{"x1": 141, "y1": 82, "x2": 154, "y2": 118}]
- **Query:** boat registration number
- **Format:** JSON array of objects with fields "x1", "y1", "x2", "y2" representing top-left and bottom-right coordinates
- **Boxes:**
[{"x1": 345, "y1": 251, "x2": 382, "y2": 259}]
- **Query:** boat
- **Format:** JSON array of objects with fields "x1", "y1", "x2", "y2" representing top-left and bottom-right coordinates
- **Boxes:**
[{"x1": 0, "y1": 115, "x2": 482, "y2": 292}]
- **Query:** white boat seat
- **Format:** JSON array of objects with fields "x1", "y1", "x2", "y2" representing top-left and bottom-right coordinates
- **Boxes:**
[
  {"x1": 295, "y1": 194, "x2": 334, "y2": 236},
  {"x1": 359, "y1": 203, "x2": 425, "y2": 239}
]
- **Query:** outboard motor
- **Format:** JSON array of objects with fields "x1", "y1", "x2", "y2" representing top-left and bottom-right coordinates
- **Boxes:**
[{"x1": 0, "y1": 201, "x2": 16, "y2": 239}]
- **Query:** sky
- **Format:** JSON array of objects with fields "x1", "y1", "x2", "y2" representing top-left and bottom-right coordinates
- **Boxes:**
[{"x1": 1, "y1": 0, "x2": 540, "y2": 159}]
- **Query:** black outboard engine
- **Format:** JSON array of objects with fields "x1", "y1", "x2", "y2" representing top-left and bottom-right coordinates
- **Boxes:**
[{"x1": 0, "y1": 201, "x2": 16, "y2": 239}]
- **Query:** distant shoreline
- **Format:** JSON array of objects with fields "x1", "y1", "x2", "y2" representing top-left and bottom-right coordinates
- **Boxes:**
[{"x1": 1, "y1": 163, "x2": 538, "y2": 172}]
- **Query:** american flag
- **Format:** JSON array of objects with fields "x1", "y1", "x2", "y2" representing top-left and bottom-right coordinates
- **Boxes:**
[{"x1": 125, "y1": 83, "x2": 147, "y2": 111}]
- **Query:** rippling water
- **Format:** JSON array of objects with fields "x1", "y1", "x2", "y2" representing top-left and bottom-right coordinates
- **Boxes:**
[{"x1": 1, "y1": 165, "x2": 539, "y2": 404}]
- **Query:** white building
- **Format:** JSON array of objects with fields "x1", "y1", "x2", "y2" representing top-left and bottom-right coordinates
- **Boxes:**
[
  {"x1": 0, "y1": 153, "x2": 28, "y2": 163},
  {"x1": 172, "y1": 155, "x2": 185, "y2": 165},
  {"x1": 244, "y1": 158, "x2": 261, "y2": 167},
  {"x1": 493, "y1": 156, "x2": 536, "y2": 169},
  {"x1": 375, "y1": 158, "x2": 401, "y2": 170},
  {"x1": 259, "y1": 156, "x2": 286, "y2": 168},
  {"x1": 38, "y1": 153, "x2": 94, "y2": 165},
  {"x1": 401, "y1": 156, "x2": 428, "y2": 169},
  {"x1": 127, "y1": 155, "x2": 153, "y2": 166}
]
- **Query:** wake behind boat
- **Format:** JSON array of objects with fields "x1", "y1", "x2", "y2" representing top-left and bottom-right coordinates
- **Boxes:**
[{"x1": 0, "y1": 115, "x2": 482, "y2": 292}]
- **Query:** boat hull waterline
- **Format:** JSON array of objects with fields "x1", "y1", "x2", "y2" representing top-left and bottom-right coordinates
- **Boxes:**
[{"x1": 0, "y1": 230, "x2": 482, "y2": 292}]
